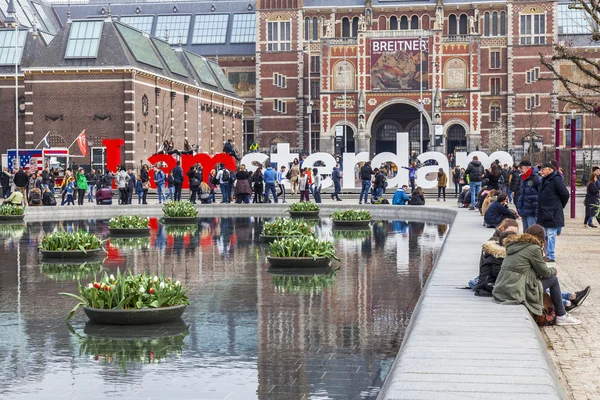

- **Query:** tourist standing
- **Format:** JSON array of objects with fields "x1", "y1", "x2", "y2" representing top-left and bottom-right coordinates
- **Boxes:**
[
  {"x1": 437, "y1": 168, "x2": 447, "y2": 202},
  {"x1": 359, "y1": 161, "x2": 373, "y2": 205},
  {"x1": 331, "y1": 163, "x2": 342, "y2": 201},
  {"x1": 208, "y1": 169, "x2": 217, "y2": 203},
  {"x1": 403, "y1": 162, "x2": 418, "y2": 192},
  {"x1": 14, "y1": 168, "x2": 28, "y2": 200},
  {"x1": 290, "y1": 159, "x2": 300, "y2": 195},
  {"x1": 172, "y1": 161, "x2": 184, "y2": 201},
  {"x1": 584, "y1": 171, "x2": 599, "y2": 228},
  {"x1": 235, "y1": 165, "x2": 252, "y2": 204},
  {"x1": 153, "y1": 166, "x2": 165, "y2": 204},
  {"x1": 277, "y1": 165, "x2": 287, "y2": 203},
  {"x1": 537, "y1": 162, "x2": 569, "y2": 263},
  {"x1": 465, "y1": 156, "x2": 484, "y2": 210},
  {"x1": 216, "y1": 164, "x2": 231, "y2": 204},
  {"x1": 86, "y1": 169, "x2": 96, "y2": 202},
  {"x1": 299, "y1": 170, "x2": 309, "y2": 202},
  {"x1": 140, "y1": 165, "x2": 149, "y2": 205},
  {"x1": 127, "y1": 168, "x2": 136, "y2": 204},
  {"x1": 509, "y1": 165, "x2": 521, "y2": 204},
  {"x1": 252, "y1": 166, "x2": 264, "y2": 203},
  {"x1": 76, "y1": 168, "x2": 87, "y2": 206},
  {"x1": 452, "y1": 166, "x2": 461, "y2": 197},
  {"x1": 312, "y1": 168, "x2": 322, "y2": 203},
  {"x1": 187, "y1": 165, "x2": 202, "y2": 204},
  {"x1": 373, "y1": 168, "x2": 385, "y2": 200},
  {"x1": 263, "y1": 163, "x2": 278, "y2": 203},
  {"x1": 0, "y1": 167, "x2": 10, "y2": 198},
  {"x1": 116, "y1": 166, "x2": 130, "y2": 205},
  {"x1": 165, "y1": 171, "x2": 174, "y2": 201},
  {"x1": 516, "y1": 160, "x2": 540, "y2": 231},
  {"x1": 64, "y1": 177, "x2": 75, "y2": 206}
]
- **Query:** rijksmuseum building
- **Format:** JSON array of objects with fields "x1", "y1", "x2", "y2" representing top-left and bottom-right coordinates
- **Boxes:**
[{"x1": 0, "y1": 0, "x2": 597, "y2": 163}]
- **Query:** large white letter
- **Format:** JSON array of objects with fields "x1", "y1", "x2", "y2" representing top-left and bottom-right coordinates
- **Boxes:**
[
  {"x1": 240, "y1": 153, "x2": 269, "y2": 174},
  {"x1": 270, "y1": 143, "x2": 298, "y2": 171},
  {"x1": 416, "y1": 152, "x2": 449, "y2": 189},
  {"x1": 302, "y1": 152, "x2": 337, "y2": 189},
  {"x1": 342, "y1": 151, "x2": 369, "y2": 189}
]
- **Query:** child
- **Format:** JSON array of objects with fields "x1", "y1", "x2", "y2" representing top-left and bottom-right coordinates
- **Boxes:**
[
  {"x1": 136, "y1": 177, "x2": 144, "y2": 204},
  {"x1": 64, "y1": 177, "x2": 75, "y2": 206},
  {"x1": 299, "y1": 170, "x2": 309, "y2": 202}
]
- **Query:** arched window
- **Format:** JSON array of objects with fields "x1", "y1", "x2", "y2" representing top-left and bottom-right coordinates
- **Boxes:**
[
  {"x1": 379, "y1": 16, "x2": 387, "y2": 30},
  {"x1": 484, "y1": 12, "x2": 490, "y2": 36},
  {"x1": 400, "y1": 15, "x2": 409, "y2": 30},
  {"x1": 492, "y1": 12, "x2": 498, "y2": 36},
  {"x1": 377, "y1": 123, "x2": 400, "y2": 141},
  {"x1": 490, "y1": 101, "x2": 501, "y2": 122},
  {"x1": 411, "y1": 15, "x2": 419, "y2": 29},
  {"x1": 312, "y1": 17, "x2": 318, "y2": 40},
  {"x1": 342, "y1": 17, "x2": 350, "y2": 37},
  {"x1": 352, "y1": 16, "x2": 359, "y2": 37},
  {"x1": 389, "y1": 16, "x2": 398, "y2": 30},
  {"x1": 449, "y1": 14, "x2": 457, "y2": 35},
  {"x1": 459, "y1": 14, "x2": 468, "y2": 34},
  {"x1": 409, "y1": 123, "x2": 430, "y2": 153},
  {"x1": 500, "y1": 11, "x2": 506, "y2": 35},
  {"x1": 304, "y1": 17, "x2": 310, "y2": 40}
]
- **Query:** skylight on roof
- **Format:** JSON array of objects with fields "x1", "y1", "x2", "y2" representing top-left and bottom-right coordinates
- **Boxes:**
[
  {"x1": 208, "y1": 60, "x2": 235, "y2": 92},
  {"x1": 231, "y1": 13, "x2": 255, "y2": 43},
  {"x1": 185, "y1": 51, "x2": 218, "y2": 87},
  {"x1": 0, "y1": 30, "x2": 27, "y2": 65},
  {"x1": 155, "y1": 15, "x2": 191, "y2": 45},
  {"x1": 192, "y1": 14, "x2": 229, "y2": 44},
  {"x1": 152, "y1": 38, "x2": 188, "y2": 77},
  {"x1": 120, "y1": 15, "x2": 154, "y2": 35},
  {"x1": 115, "y1": 22, "x2": 163, "y2": 69},
  {"x1": 65, "y1": 20, "x2": 103, "y2": 58},
  {"x1": 33, "y1": 2, "x2": 52, "y2": 31}
]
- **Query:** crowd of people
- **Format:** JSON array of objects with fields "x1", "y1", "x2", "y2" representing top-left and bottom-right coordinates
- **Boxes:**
[{"x1": 458, "y1": 156, "x2": 596, "y2": 327}]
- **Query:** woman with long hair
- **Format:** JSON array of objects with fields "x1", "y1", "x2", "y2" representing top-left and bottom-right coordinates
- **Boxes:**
[
  {"x1": 409, "y1": 186, "x2": 425, "y2": 205},
  {"x1": 235, "y1": 164, "x2": 252, "y2": 204},
  {"x1": 140, "y1": 164, "x2": 149, "y2": 205},
  {"x1": 485, "y1": 163, "x2": 501, "y2": 190},
  {"x1": 187, "y1": 165, "x2": 201, "y2": 204},
  {"x1": 584, "y1": 171, "x2": 599, "y2": 228}
]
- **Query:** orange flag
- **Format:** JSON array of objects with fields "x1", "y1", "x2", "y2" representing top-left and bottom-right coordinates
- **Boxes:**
[{"x1": 77, "y1": 129, "x2": 88, "y2": 158}]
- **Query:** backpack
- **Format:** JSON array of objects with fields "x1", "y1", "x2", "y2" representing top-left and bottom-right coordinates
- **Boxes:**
[
  {"x1": 30, "y1": 190, "x2": 42, "y2": 205},
  {"x1": 212, "y1": 175, "x2": 219, "y2": 185},
  {"x1": 533, "y1": 293, "x2": 556, "y2": 326},
  {"x1": 45, "y1": 194, "x2": 57, "y2": 206},
  {"x1": 222, "y1": 169, "x2": 230, "y2": 182},
  {"x1": 286, "y1": 169, "x2": 292, "y2": 180}
]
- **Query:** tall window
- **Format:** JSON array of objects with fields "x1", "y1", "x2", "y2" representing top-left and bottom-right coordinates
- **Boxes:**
[
  {"x1": 484, "y1": 11, "x2": 507, "y2": 36},
  {"x1": 449, "y1": 15, "x2": 457, "y2": 35},
  {"x1": 311, "y1": 56, "x2": 320, "y2": 73},
  {"x1": 459, "y1": 14, "x2": 468, "y2": 34},
  {"x1": 500, "y1": 12, "x2": 506, "y2": 35},
  {"x1": 312, "y1": 17, "x2": 319, "y2": 40},
  {"x1": 267, "y1": 20, "x2": 291, "y2": 51},
  {"x1": 310, "y1": 109, "x2": 320, "y2": 124},
  {"x1": 490, "y1": 50, "x2": 500, "y2": 69},
  {"x1": 310, "y1": 80, "x2": 320, "y2": 98},
  {"x1": 352, "y1": 17, "x2": 359, "y2": 37},
  {"x1": 400, "y1": 16, "x2": 409, "y2": 30},
  {"x1": 492, "y1": 12, "x2": 498, "y2": 36},
  {"x1": 304, "y1": 17, "x2": 310, "y2": 40},
  {"x1": 342, "y1": 17, "x2": 350, "y2": 37},
  {"x1": 565, "y1": 115, "x2": 583, "y2": 147},
  {"x1": 389, "y1": 16, "x2": 398, "y2": 30},
  {"x1": 490, "y1": 102, "x2": 501, "y2": 122},
  {"x1": 192, "y1": 14, "x2": 229, "y2": 44},
  {"x1": 411, "y1": 15, "x2": 419, "y2": 29},
  {"x1": 155, "y1": 15, "x2": 191, "y2": 44},
  {"x1": 484, "y1": 12, "x2": 490, "y2": 36},
  {"x1": 520, "y1": 14, "x2": 546, "y2": 45},
  {"x1": 490, "y1": 78, "x2": 501, "y2": 95}
]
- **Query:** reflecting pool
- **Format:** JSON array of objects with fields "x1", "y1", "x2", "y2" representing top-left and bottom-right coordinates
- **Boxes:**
[{"x1": 0, "y1": 218, "x2": 448, "y2": 400}]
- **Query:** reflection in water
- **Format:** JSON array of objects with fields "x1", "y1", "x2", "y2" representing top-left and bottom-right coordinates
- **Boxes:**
[
  {"x1": 0, "y1": 218, "x2": 447, "y2": 400},
  {"x1": 40, "y1": 261, "x2": 104, "y2": 281}
]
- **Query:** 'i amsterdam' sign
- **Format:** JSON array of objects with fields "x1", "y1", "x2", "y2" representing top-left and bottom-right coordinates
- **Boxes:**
[{"x1": 102, "y1": 133, "x2": 513, "y2": 190}]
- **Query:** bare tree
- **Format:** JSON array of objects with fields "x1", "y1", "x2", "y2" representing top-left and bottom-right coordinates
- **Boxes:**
[
  {"x1": 487, "y1": 118, "x2": 508, "y2": 152},
  {"x1": 155, "y1": 94, "x2": 185, "y2": 151},
  {"x1": 540, "y1": 1, "x2": 600, "y2": 112},
  {"x1": 516, "y1": 108, "x2": 546, "y2": 161}
]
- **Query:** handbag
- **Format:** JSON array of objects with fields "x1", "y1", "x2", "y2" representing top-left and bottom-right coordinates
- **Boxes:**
[
  {"x1": 190, "y1": 177, "x2": 201, "y2": 186},
  {"x1": 533, "y1": 293, "x2": 556, "y2": 326},
  {"x1": 142, "y1": 181, "x2": 150, "y2": 190}
]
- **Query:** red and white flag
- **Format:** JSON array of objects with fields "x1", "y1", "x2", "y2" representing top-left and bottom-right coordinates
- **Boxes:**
[{"x1": 76, "y1": 129, "x2": 88, "y2": 158}]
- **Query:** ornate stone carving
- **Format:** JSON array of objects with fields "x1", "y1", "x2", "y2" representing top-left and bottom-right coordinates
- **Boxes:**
[
  {"x1": 445, "y1": 93, "x2": 467, "y2": 108},
  {"x1": 333, "y1": 96, "x2": 355, "y2": 109},
  {"x1": 445, "y1": 58, "x2": 467, "y2": 89},
  {"x1": 434, "y1": 89, "x2": 442, "y2": 124}
]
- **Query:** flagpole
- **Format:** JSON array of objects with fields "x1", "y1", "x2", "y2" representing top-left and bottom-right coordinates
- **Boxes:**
[
  {"x1": 68, "y1": 130, "x2": 84, "y2": 150},
  {"x1": 35, "y1": 131, "x2": 50, "y2": 149}
]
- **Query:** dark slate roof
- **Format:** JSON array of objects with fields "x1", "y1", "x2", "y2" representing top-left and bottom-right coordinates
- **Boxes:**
[
  {"x1": 0, "y1": 28, "x2": 46, "y2": 75},
  {"x1": 23, "y1": 17, "x2": 240, "y2": 99},
  {"x1": 0, "y1": 0, "x2": 60, "y2": 34},
  {"x1": 52, "y1": 1, "x2": 255, "y2": 57},
  {"x1": 559, "y1": 34, "x2": 600, "y2": 48}
]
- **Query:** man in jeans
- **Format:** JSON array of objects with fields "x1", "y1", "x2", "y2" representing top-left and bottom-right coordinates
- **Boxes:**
[
  {"x1": 153, "y1": 166, "x2": 165, "y2": 204},
  {"x1": 465, "y1": 156, "x2": 484, "y2": 210},
  {"x1": 85, "y1": 169, "x2": 96, "y2": 202},
  {"x1": 216, "y1": 164, "x2": 230, "y2": 203},
  {"x1": 537, "y1": 162, "x2": 569, "y2": 263},
  {"x1": 359, "y1": 161, "x2": 373, "y2": 204},
  {"x1": 516, "y1": 160, "x2": 540, "y2": 231},
  {"x1": 263, "y1": 162, "x2": 278, "y2": 203},
  {"x1": 172, "y1": 161, "x2": 184, "y2": 201}
]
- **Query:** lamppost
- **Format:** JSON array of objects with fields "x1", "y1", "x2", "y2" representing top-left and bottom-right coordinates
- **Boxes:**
[
  {"x1": 419, "y1": 35, "x2": 423, "y2": 154},
  {"x1": 570, "y1": 109, "x2": 577, "y2": 219}
]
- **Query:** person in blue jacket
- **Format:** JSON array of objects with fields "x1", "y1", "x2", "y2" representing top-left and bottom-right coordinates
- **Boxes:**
[
  {"x1": 392, "y1": 185, "x2": 411, "y2": 205},
  {"x1": 263, "y1": 162, "x2": 278, "y2": 203},
  {"x1": 330, "y1": 164, "x2": 342, "y2": 201},
  {"x1": 516, "y1": 160, "x2": 541, "y2": 231},
  {"x1": 403, "y1": 162, "x2": 418, "y2": 192},
  {"x1": 484, "y1": 193, "x2": 518, "y2": 228}
]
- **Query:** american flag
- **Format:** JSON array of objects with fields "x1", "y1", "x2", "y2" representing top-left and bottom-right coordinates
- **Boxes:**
[{"x1": 8, "y1": 149, "x2": 43, "y2": 172}]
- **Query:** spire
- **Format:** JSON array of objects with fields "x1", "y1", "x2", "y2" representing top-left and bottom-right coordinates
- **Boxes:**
[
  {"x1": 4, "y1": 0, "x2": 17, "y2": 26},
  {"x1": 67, "y1": 0, "x2": 72, "y2": 23},
  {"x1": 107, "y1": 2, "x2": 112, "y2": 19}
]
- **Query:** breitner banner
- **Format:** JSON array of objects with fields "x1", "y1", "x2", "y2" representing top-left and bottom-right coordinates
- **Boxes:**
[{"x1": 370, "y1": 37, "x2": 429, "y2": 91}]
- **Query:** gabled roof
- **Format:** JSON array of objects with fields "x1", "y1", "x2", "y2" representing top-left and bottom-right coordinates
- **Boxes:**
[
  {"x1": 23, "y1": 17, "x2": 241, "y2": 99},
  {"x1": 0, "y1": 28, "x2": 46, "y2": 75}
]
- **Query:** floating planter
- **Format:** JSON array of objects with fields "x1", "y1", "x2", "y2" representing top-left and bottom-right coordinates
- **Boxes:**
[
  {"x1": 39, "y1": 231, "x2": 105, "y2": 259},
  {"x1": 331, "y1": 209, "x2": 372, "y2": 227},
  {"x1": 260, "y1": 218, "x2": 314, "y2": 243},
  {"x1": 288, "y1": 202, "x2": 320, "y2": 218},
  {"x1": 266, "y1": 236, "x2": 340, "y2": 268},
  {"x1": 108, "y1": 215, "x2": 150, "y2": 236},
  {"x1": 162, "y1": 201, "x2": 198, "y2": 224},
  {"x1": 60, "y1": 270, "x2": 190, "y2": 325},
  {"x1": 0, "y1": 204, "x2": 25, "y2": 222}
]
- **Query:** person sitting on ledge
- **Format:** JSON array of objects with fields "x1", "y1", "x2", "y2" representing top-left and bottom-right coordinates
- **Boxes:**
[
  {"x1": 458, "y1": 185, "x2": 471, "y2": 208},
  {"x1": 392, "y1": 185, "x2": 411, "y2": 205},
  {"x1": 28, "y1": 187, "x2": 43, "y2": 206},
  {"x1": 473, "y1": 230, "x2": 516, "y2": 297},
  {"x1": 481, "y1": 189, "x2": 498, "y2": 216},
  {"x1": 408, "y1": 186, "x2": 425, "y2": 206},
  {"x1": 493, "y1": 224, "x2": 585, "y2": 326},
  {"x1": 3, "y1": 187, "x2": 24, "y2": 206},
  {"x1": 42, "y1": 187, "x2": 56, "y2": 206},
  {"x1": 180, "y1": 139, "x2": 194, "y2": 155},
  {"x1": 95, "y1": 185, "x2": 113, "y2": 205},
  {"x1": 484, "y1": 193, "x2": 518, "y2": 228}
]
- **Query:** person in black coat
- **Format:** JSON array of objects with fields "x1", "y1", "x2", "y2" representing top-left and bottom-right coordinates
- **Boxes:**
[
  {"x1": 473, "y1": 231, "x2": 516, "y2": 296},
  {"x1": 140, "y1": 165, "x2": 149, "y2": 205},
  {"x1": 484, "y1": 193, "x2": 518, "y2": 228},
  {"x1": 187, "y1": 166, "x2": 202, "y2": 204},
  {"x1": 409, "y1": 186, "x2": 425, "y2": 205},
  {"x1": 359, "y1": 162, "x2": 374, "y2": 204},
  {"x1": 584, "y1": 171, "x2": 599, "y2": 228},
  {"x1": 537, "y1": 162, "x2": 570, "y2": 262}
]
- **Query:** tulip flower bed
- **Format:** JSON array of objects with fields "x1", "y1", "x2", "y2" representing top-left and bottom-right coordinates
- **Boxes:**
[
  {"x1": 331, "y1": 209, "x2": 371, "y2": 221},
  {"x1": 262, "y1": 218, "x2": 313, "y2": 237},
  {"x1": 289, "y1": 202, "x2": 320, "y2": 212},
  {"x1": 61, "y1": 270, "x2": 190, "y2": 320},
  {"x1": 162, "y1": 201, "x2": 198, "y2": 218},
  {"x1": 40, "y1": 231, "x2": 104, "y2": 252},
  {"x1": 269, "y1": 237, "x2": 340, "y2": 261},
  {"x1": 0, "y1": 204, "x2": 24, "y2": 216},
  {"x1": 108, "y1": 215, "x2": 149, "y2": 229}
]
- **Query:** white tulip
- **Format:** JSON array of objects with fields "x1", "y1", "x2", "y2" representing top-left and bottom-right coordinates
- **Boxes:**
[
  {"x1": 159, "y1": 281, "x2": 165, "y2": 289},
  {"x1": 175, "y1": 281, "x2": 181, "y2": 286},
  {"x1": 87, "y1": 283, "x2": 93, "y2": 289},
  {"x1": 109, "y1": 274, "x2": 115, "y2": 281},
  {"x1": 139, "y1": 286, "x2": 145, "y2": 293},
  {"x1": 154, "y1": 275, "x2": 158, "y2": 282}
]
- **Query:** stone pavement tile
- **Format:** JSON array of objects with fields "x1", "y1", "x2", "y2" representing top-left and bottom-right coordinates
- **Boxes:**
[{"x1": 382, "y1": 390, "x2": 559, "y2": 400}]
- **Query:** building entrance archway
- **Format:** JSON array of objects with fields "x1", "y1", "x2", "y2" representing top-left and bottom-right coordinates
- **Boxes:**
[{"x1": 446, "y1": 124, "x2": 467, "y2": 154}]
